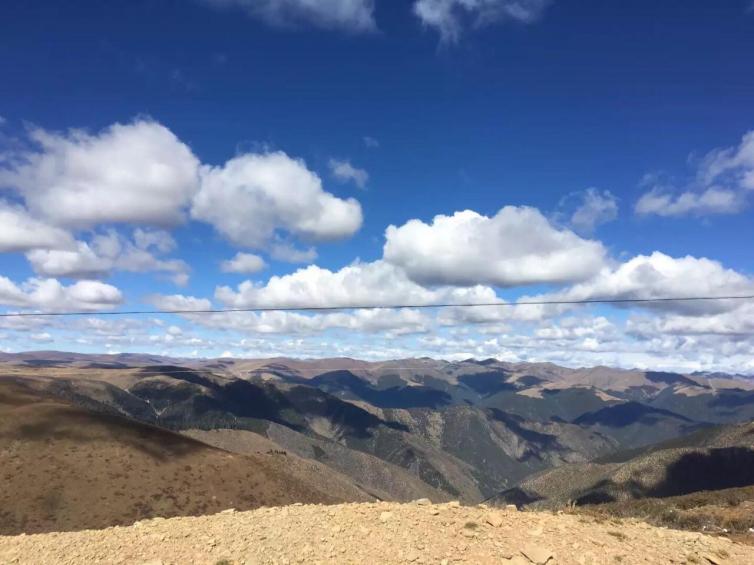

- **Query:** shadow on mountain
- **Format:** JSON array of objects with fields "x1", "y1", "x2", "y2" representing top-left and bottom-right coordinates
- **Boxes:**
[
  {"x1": 84, "y1": 362, "x2": 130, "y2": 369},
  {"x1": 458, "y1": 371, "x2": 516, "y2": 397},
  {"x1": 573, "y1": 401, "x2": 693, "y2": 428},
  {"x1": 20, "y1": 359, "x2": 67, "y2": 368},
  {"x1": 517, "y1": 375, "x2": 546, "y2": 387},
  {"x1": 645, "y1": 371, "x2": 703, "y2": 388},
  {"x1": 137, "y1": 366, "x2": 220, "y2": 389},
  {"x1": 285, "y1": 384, "x2": 410, "y2": 435},
  {"x1": 311, "y1": 370, "x2": 451, "y2": 409},
  {"x1": 649, "y1": 447, "x2": 754, "y2": 497},
  {"x1": 493, "y1": 487, "x2": 544, "y2": 507},
  {"x1": 710, "y1": 390, "x2": 754, "y2": 408},
  {"x1": 487, "y1": 409, "x2": 560, "y2": 448},
  {"x1": 575, "y1": 447, "x2": 754, "y2": 506}
]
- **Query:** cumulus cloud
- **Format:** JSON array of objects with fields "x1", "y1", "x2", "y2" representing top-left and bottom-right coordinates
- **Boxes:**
[
  {"x1": 329, "y1": 158, "x2": 368, "y2": 189},
  {"x1": 25, "y1": 230, "x2": 190, "y2": 285},
  {"x1": 192, "y1": 151, "x2": 363, "y2": 249},
  {"x1": 0, "y1": 277, "x2": 123, "y2": 312},
  {"x1": 383, "y1": 206, "x2": 607, "y2": 287},
  {"x1": 414, "y1": 0, "x2": 551, "y2": 42},
  {"x1": 0, "y1": 199, "x2": 74, "y2": 252},
  {"x1": 0, "y1": 119, "x2": 363, "y2": 264},
  {"x1": 560, "y1": 188, "x2": 618, "y2": 233},
  {"x1": 200, "y1": 0, "x2": 376, "y2": 32},
  {"x1": 0, "y1": 120, "x2": 200, "y2": 228},
  {"x1": 221, "y1": 252, "x2": 267, "y2": 274},
  {"x1": 214, "y1": 259, "x2": 497, "y2": 309},
  {"x1": 540, "y1": 252, "x2": 754, "y2": 316},
  {"x1": 636, "y1": 131, "x2": 754, "y2": 217}
]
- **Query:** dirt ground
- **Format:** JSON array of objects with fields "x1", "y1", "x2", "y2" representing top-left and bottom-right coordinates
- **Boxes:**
[{"x1": 1, "y1": 501, "x2": 753, "y2": 565}]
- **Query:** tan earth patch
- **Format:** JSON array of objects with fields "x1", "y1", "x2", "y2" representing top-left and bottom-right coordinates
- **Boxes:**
[{"x1": 1, "y1": 501, "x2": 752, "y2": 565}]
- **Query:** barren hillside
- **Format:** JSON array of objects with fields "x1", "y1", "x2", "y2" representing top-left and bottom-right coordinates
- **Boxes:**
[{"x1": 0, "y1": 381, "x2": 371, "y2": 535}]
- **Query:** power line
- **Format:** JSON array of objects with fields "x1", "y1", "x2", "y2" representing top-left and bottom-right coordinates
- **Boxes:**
[{"x1": 0, "y1": 294, "x2": 753, "y2": 318}]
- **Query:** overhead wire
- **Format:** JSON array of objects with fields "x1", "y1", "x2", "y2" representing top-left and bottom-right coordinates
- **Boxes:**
[{"x1": 0, "y1": 294, "x2": 753, "y2": 318}]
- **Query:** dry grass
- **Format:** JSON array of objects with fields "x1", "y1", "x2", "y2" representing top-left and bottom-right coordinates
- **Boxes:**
[{"x1": 569, "y1": 485, "x2": 754, "y2": 545}]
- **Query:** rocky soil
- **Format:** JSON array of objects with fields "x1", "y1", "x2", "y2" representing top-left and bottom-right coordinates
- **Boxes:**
[{"x1": 1, "y1": 501, "x2": 752, "y2": 565}]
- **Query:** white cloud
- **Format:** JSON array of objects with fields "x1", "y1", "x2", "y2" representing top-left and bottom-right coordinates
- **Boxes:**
[
  {"x1": 148, "y1": 293, "x2": 212, "y2": 312},
  {"x1": 636, "y1": 130, "x2": 754, "y2": 217},
  {"x1": 221, "y1": 252, "x2": 267, "y2": 274},
  {"x1": 383, "y1": 206, "x2": 607, "y2": 287},
  {"x1": 540, "y1": 252, "x2": 754, "y2": 316},
  {"x1": 269, "y1": 241, "x2": 318, "y2": 263},
  {"x1": 414, "y1": 0, "x2": 551, "y2": 42},
  {"x1": 201, "y1": 0, "x2": 376, "y2": 32},
  {"x1": 628, "y1": 303, "x2": 754, "y2": 339},
  {"x1": 25, "y1": 230, "x2": 189, "y2": 285},
  {"x1": 192, "y1": 150, "x2": 363, "y2": 249},
  {"x1": 635, "y1": 186, "x2": 742, "y2": 217},
  {"x1": 363, "y1": 136, "x2": 379, "y2": 148},
  {"x1": 0, "y1": 119, "x2": 361, "y2": 267},
  {"x1": 698, "y1": 130, "x2": 754, "y2": 190},
  {"x1": 329, "y1": 158, "x2": 368, "y2": 189},
  {"x1": 133, "y1": 228, "x2": 176, "y2": 253},
  {"x1": 0, "y1": 120, "x2": 200, "y2": 228},
  {"x1": 205, "y1": 308, "x2": 432, "y2": 335},
  {"x1": 30, "y1": 332, "x2": 53, "y2": 343},
  {"x1": 562, "y1": 188, "x2": 618, "y2": 233},
  {"x1": 0, "y1": 199, "x2": 75, "y2": 252},
  {"x1": 214, "y1": 259, "x2": 497, "y2": 309},
  {"x1": 0, "y1": 277, "x2": 123, "y2": 312}
]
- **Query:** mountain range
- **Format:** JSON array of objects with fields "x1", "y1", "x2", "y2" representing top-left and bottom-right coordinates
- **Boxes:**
[{"x1": 2, "y1": 351, "x2": 754, "y2": 534}]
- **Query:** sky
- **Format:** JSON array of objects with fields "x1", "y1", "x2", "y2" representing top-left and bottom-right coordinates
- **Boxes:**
[{"x1": 1, "y1": 0, "x2": 754, "y2": 372}]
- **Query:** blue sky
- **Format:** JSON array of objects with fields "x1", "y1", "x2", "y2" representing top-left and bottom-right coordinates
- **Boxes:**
[{"x1": 1, "y1": 0, "x2": 753, "y2": 371}]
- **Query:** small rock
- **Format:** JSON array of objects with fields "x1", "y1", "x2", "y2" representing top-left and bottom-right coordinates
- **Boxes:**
[
  {"x1": 414, "y1": 498, "x2": 431, "y2": 506},
  {"x1": 220, "y1": 508, "x2": 236, "y2": 515},
  {"x1": 485, "y1": 512, "x2": 504, "y2": 528},
  {"x1": 520, "y1": 545, "x2": 553, "y2": 564},
  {"x1": 440, "y1": 560, "x2": 449, "y2": 565},
  {"x1": 379, "y1": 511, "x2": 393, "y2": 523},
  {"x1": 506, "y1": 504, "x2": 518, "y2": 512},
  {"x1": 448, "y1": 501, "x2": 461, "y2": 508},
  {"x1": 504, "y1": 557, "x2": 531, "y2": 565},
  {"x1": 429, "y1": 508, "x2": 440, "y2": 516}
]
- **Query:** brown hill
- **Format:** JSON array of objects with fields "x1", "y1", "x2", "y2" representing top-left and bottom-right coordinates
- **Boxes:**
[{"x1": 0, "y1": 381, "x2": 371, "y2": 535}]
